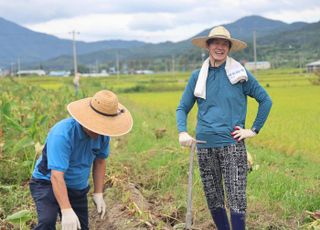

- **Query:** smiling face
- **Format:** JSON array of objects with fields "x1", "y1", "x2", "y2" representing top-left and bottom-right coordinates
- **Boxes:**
[{"x1": 207, "y1": 38, "x2": 231, "y2": 66}]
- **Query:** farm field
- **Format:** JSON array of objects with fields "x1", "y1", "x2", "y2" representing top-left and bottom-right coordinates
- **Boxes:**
[{"x1": 0, "y1": 69, "x2": 319, "y2": 229}]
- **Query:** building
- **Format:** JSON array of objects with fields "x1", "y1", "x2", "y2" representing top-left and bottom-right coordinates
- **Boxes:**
[
  {"x1": 80, "y1": 71, "x2": 110, "y2": 77},
  {"x1": 244, "y1": 61, "x2": 271, "y2": 70},
  {"x1": 48, "y1": 71, "x2": 71, "y2": 77},
  {"x1": 135, "y1": 70, "x2": 154, "y2": 74},
  {"x1": 306, "y1": 60, "x2": 320, "y2": 72},
  {"x1": 17, "y1": 70, "x2": 46, "y2": 76}
]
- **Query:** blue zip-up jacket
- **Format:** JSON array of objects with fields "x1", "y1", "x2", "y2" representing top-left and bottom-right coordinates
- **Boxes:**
[{"x1": 176, "y1": 62, "x2": 272, "y2": 148}]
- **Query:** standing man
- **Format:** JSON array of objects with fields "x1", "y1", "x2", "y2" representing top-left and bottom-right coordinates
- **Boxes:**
[
  {"x1": 30, "y1": 90, "x2": 133, "y2": 230},
  {"x1": 176, "y1": 26, "x2": 272, "y2": 230}
]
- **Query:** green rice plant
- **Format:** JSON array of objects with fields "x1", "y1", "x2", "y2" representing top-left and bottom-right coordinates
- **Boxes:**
[{"x1": 0, "y1": 68, "x2": 319, "y2": 228}]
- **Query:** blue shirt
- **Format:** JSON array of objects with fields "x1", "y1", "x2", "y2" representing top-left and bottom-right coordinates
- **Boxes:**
[
  {"x1": 176, "y1": 62, "x2": 272, "y2": 148},
  {"x1": 32, "y1": 117, "x2": 110, "y2": 189}
]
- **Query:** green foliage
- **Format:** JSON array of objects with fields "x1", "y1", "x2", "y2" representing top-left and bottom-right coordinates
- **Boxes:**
[
  {"x1": 0, "y1": 69, "x2": 319, "y2": 228},
  {"x1": 6, "y1": 210, "x2": 32, "y2": 224},
  {"x1": 309, "y1": 70, "x2": 320, "y2": 85}
]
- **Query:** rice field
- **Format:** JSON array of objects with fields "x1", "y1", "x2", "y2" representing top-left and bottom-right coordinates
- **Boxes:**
[{"x1": 0, "y1": 69, "x2": 319, "y2": 229}]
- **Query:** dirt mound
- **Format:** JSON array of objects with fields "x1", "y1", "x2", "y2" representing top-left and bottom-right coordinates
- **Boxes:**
[{"x1": 89, "y1": 179, "x2": 215, "y2": 230}]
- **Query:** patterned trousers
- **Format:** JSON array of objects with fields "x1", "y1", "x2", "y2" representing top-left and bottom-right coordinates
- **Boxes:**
[{"x1": 197, "y1": 142, "x2": 248, "y2": 214}]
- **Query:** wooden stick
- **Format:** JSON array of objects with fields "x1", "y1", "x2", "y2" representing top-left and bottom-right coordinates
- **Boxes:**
[{"x1": 185, "y1": 140, "x2": 206, "y2": 230}]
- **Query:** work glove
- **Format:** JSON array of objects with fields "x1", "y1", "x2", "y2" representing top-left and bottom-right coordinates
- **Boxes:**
[
  {"x1": 93, "y1": 193, "x2": 106, "y2": 219},
  {"x1": 178, "y1": 132, "x2": 195, "y2": 147},
  {"x1": 61, "y1": 208, "x2": 81, "y2": 230},
  {"x1": 231, "y1": 126, "x2": 256, "y2": 141}
]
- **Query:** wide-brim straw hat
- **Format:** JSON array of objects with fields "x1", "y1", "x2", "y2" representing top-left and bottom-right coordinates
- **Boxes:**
[
  {"x1": 192, "y1": 26, "x2": 247, "y2": 52},
  {"x1": 67, "y1": 90, "x2": 133, "y2": 137}
]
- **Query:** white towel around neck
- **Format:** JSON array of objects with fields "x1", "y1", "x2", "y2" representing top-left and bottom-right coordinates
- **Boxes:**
[{"x1": 194, "y1": 56, "x2": 248, "y2": 99}]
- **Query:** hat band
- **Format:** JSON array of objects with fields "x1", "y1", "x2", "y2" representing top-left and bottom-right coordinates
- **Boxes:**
[
  {"x1": 90, "y1": 102, "x2": 125, "y2": 117},
  {"x1": 210, "y1": 35, "x2": 229, "y2": 39}
]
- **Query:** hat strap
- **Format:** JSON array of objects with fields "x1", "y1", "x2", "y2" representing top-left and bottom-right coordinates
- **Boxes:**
[{"x1": 90, "y1": 102, "x2": 125, "y2": 117}]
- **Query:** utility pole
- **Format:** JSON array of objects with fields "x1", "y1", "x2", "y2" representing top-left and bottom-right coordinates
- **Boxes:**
[
  {"x1": 299, "y1": 52, "x2": 303, "y2": 74},
  {"x1": 70, "y1": 30, "x2": 80, "y2": 77},
  {"x1": 17, "y1": 57, "x2": 21, "y2": 78},
  {"x1": 171, "y1": 55, "x2": 175, "y2": 73},
  {"x1": 253, "y1": 31, "x2": 257, "y2": 74},
  {"x1": 95, "y1": 59, "x2": 99, "y2": 73},
  {"x1": 116, "y1": 51, "x2": 120, "y2": 78},
  {"x1": 70, "y1": 30, "x2": 80, "y2": 96},
  {"x1": 201, "y1": 51, "x2": 206, "y2": 62},
  {"x1": 10, "y1": 62, "x2": 14, "y2": 76}
]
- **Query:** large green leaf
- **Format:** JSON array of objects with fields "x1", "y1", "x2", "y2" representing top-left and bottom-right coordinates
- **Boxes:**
[
  {"x1": 12, "y1": 136, "x2": 35, "y2": 154},
  {"x1": 6, "y1": 210, "x2": 32, "y2": 224},
  {"x1": 1, "y1": 102, "x2": 11, "y2": 117},
  {"x1": 3, "y1": 115, "x2": 24, "y2": 132}
]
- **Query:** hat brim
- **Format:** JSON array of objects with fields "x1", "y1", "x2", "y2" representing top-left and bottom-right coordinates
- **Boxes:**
[
  {"x1": 192, "y1": 36, "x2": 247, "y2": 52},
  {"x1": 67, "y1": 98, "x2": 133, "y2": 137}
]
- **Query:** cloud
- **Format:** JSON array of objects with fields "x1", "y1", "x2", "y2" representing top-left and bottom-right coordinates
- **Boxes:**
[
  {"x1": 0, "y1": 0, "x2": 203, "y2": 24},
  {"x1": 26, "y1": 13, "x2": 208, "y2": 43},
  {"x1": 4, "y1": 0, "x2": 318, "y2": 24},
  {"x1": 264, "y1": 7, "x2": 320, "y2": 23},
  {"x1": 2, "y1": 0, "x2": 319, "y2": 43},
  {"x1": 127, "y1": 13, "x2": 176, "y2": 31}
]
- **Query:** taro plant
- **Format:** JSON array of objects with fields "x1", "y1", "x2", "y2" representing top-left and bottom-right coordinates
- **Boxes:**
[{"x1": 5, "y1": 210, "x2": 32, "y2": 229}]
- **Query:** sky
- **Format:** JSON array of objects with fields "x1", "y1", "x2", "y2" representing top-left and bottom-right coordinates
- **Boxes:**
[{"x1": 0, "y1": 0, "x2": 319, "y2": 43}]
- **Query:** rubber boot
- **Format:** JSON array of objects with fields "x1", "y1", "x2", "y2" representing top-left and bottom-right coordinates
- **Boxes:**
[
  {"x1": 230, "y1": 211, "x2": 245, "y2": 230},
  {"x1": 210, "y1": 207, "x2": 230, "y2": 230}
]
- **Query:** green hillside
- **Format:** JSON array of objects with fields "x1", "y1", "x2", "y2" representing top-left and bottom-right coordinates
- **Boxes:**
[{"x1": 40, "y1": 16, "x2": 320, "y2": 71}]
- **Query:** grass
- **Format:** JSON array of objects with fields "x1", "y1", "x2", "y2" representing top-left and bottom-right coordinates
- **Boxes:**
[
  {"x1": 0, "y1": 68, "x2": 319, "y2": 229},
  {"x1": 246, "y1": 86, "x2": 320, "y2": 161}
]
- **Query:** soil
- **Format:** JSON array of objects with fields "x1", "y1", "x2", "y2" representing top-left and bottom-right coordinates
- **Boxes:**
[{"x1": 89, "y1": 182, "x2": 215, "y2": 230}]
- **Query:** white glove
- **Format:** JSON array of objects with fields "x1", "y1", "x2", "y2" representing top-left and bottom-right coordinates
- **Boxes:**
[
  {"x1": 231, "y1": 126, "x2": 256, "y2": 141},
  {"x1": 178, "y1": 132, "x2": 195, "y2": 147},
  {"x1": 93, "y1": 193, "x2": 106, "y2": 219},
  {"x1": 61, "y1": 208, "x2": 81, "y2": 230}
]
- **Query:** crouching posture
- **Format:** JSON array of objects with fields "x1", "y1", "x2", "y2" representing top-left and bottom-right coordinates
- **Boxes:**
[
  {"x1": 30, "y1": 90, "x2": 133, "y2": 230},
  {"x1": 176, "y1": 26, "x2": 272, "y2": 230}
]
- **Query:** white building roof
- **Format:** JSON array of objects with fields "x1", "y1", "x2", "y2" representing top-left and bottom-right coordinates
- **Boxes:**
[
  {"x1": 306, "y1": 60, "x2": 320, "y2": 66},
  {"x1": 17, "y1": 70, "x2": 46, "y2": 75}
]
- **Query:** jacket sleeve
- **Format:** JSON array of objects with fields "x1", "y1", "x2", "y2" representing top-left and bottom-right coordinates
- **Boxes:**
[
  {"x1": 243, "y1": 71, "x2": 272, "y2": 133},
  {"x1": 176, "y1": 71, "x2": 198, "y2": 133}
]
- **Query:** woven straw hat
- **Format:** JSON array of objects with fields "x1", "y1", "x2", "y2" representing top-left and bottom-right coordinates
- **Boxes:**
[
  {"x1": 192, "y1": 26, "x2": 247, "y2": 52},
  {"x1": 67, "y1": 90, "x2": 133, "y2": 137}
]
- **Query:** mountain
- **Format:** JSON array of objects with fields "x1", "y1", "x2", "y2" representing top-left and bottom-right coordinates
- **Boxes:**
[
  {"x1": 0, "y1": 15, "x2": 319, "y2": 71},
  {"x1": 180, "y1": 16, "x2": 319, "y2": 68},
  {"x1": 0, "y1": 17, "x2": 146, "y2": 66},
  {"x1": 43, "y1": 15, "x2": 318, "y2": 70},
  {"x1": 191, "y1": 15, "x2": 307, "y2": 41}
]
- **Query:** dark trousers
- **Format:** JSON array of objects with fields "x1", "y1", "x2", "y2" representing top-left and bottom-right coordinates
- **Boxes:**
[
  {"x1": 197, "y1": 142, "x2": 248, "y2": 230},
  {"x1": 29, "y1": 178, "x2": 90, "y2": 230}
]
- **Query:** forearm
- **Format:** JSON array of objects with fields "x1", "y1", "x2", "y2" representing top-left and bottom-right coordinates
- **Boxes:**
[
  {"x1": 176, "y1": 108, "x2": 189, "y2": 132},
  {"x1": 252, "y1": 96, "x2": 272, "y2": 131},
  {"x1": 51, "y1": 170, "x2": 71, "y2": 209},
  {"x1": 176, "y1": 91, "x2": 196, "y2": 132},
  {"x1": 176, "y1": 74, "x2": 197, "y2": 132},
  {"x1": 244, "y1": 74, "x2": 273, "y2": 132},
  {"x1": 93, "y1": 158, "x2": 106, "y2": 193}
]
